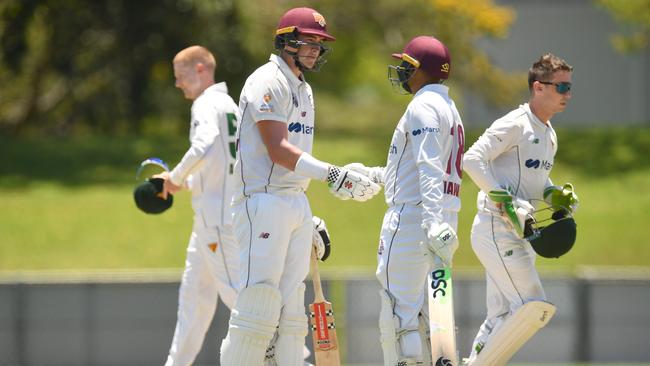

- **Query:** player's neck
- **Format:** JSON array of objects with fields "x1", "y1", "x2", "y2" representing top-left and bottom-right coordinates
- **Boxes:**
[
  {"x1": 528, "y1": 99, "x2": 553, "y2": 126},
  {"x1": 281, "y1": 52, "x2": 303, "y2": 79}
]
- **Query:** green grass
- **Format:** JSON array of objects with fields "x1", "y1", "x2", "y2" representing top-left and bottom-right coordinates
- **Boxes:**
[{"x1": 1, "y1": 128, "x2": 649, "y2": 271}]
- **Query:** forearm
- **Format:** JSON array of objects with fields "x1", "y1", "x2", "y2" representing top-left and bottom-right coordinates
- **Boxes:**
[
  {"x1": 169, "y1": 144, "x2": 210, "y2": 186},
  {"x1": 463, "y1": 152, "x2": 501, "y2": 194},
  {"x1": 266, "y1": 139, "x2": 304, "y2": 172}
]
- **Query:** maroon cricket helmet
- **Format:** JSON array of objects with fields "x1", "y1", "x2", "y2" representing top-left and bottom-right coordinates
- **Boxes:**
[
  {"x1": 392, "y1": 36, "x2": 451, "y2": 80},
  {"x1": 276, "y1": 7, "x2": 335, "y2": 41}
]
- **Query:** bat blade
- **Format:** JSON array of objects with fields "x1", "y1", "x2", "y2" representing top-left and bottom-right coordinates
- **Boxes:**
[
  {"x1": 309, "y1": 248, "x2": 341, "y2": 366},
  {"x1": 428, "y1": 263, "x2": 459, "y2": 365},
  {"x1": 309, "y1": 300, "x2": 341, "y2": 365}
]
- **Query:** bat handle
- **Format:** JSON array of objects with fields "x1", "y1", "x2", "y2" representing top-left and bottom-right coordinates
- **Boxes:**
[{"x1": 310, "y1": 247, "x2": 325, "y2": 303}]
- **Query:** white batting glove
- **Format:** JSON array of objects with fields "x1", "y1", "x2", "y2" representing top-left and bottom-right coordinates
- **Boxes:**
[
  {"x1": 312, "y1": 216, "x2": 331, "y2": 261},
  {"x1": 343, "y1": 163, "x2": 385, "y2": 186},
  {"x1": 421, "y1": 222, "x2": 458, "y2": 268},
  {"x1": 326, "y1": 166, "x2": 381, "y2": 202}
]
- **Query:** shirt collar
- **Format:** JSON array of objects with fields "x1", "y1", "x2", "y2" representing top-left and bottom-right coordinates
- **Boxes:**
[
  {"x1": 522, "y1": 103, "x2": 550, "y2": 128},
  {"x1": 197, "y1": 82, "x2": 228, "y2": 99},
  {"x1": 269, "y1": 53, "x2": 303, "y2": 86},
  {"x1": 414, "y1": 83, "x2": 449, "y2": 98}
]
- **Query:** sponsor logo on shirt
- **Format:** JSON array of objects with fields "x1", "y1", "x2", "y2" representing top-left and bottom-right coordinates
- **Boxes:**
[
  {"x1": 259, "y1": 94, "x2": 274, "y2": 112},
  {"x1": 288, "y1": 122, "x2": 314, "y2": 134},
  {"x1": 259, "y1": 232, "x2": 270, "y2": 239},
  {"x1": 525, "y1": 159, "x2": 553, "y2": 170},
  {"x1": 411, "y1": 126, "x2": 440, "y2": 136},
  {"x1": 378, "y1": 238, "x2": 385, "y2": 255}
]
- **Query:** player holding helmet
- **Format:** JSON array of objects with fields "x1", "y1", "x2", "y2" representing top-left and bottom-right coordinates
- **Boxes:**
[
  {"x1": 219, "y1": 7, "x2": 380, "y2": 366},
  {"x1": 152, "y1": 45, "x2": 240, "y2": 366},
  {"x1": 347, "y1": 35, "x2": 465, "y2": 365},
  {"x1": 463, "y1": 53, "x2": 579, "y2": 365}
]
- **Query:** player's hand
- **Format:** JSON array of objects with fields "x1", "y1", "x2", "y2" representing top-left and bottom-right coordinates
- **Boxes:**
[
  {"x1": 489, "y1": 189, "x2": 534, "y2": 238},
  {"x1": 312, "y1": 216, "x2": 331, "y2": 261},
  {"x1": 343, "y1": 163, "x2": 385, "y2": 186},
  {"x1": 327, "y1": 166, "x2": 381, "y2": 202},
  {"x1": 421, "y1": 222, "x2": 458, "y2": 268},
  {"x1": 544, "y1": 183, "x2": 579, "y2": 216},
  {"x1": 152, "y1": 171, "x2": 182, "y2": 199}
]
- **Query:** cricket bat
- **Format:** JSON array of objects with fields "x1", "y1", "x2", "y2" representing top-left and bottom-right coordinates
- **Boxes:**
[
  {"x1": 428, "y1": 258, "x2": 459, "y2": 366},
  {"x1": 309, "y1": 248, "x2": 341, "y2": 366}
]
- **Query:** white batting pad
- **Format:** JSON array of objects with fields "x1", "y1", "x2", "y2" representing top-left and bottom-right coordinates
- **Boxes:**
[
  {"x1": 378, "y1": 289, "x2": 400, "y2": 366},
  {"x1": 220, "y1": 284, "x2": 282, "y2": 365},
  {"x1": 275, "y1": 283, "x2": 308, "y2": 366},
  {"x1": 418, "y1": 311, "x2": 432, "y2": 366},
  {"x1": 469, "y1": 301, "x2": 556, "y2": 366}
]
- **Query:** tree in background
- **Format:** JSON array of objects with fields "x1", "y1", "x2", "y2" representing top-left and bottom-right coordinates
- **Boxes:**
[
  {"x1": 596, "y1": 0, "x2": 650, "y2": 53},
  {"x1": 0, "y1": 0, "x2": 521, "y2": 137},
  {"x1": 239, "y1": 0, "x2": 521, "y2": 108},
  {"x1": 0, "y1": 0, "x2": 248, "y2": 136}
]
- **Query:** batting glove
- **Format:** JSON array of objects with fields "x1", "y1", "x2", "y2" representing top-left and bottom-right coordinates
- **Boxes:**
[
  {"x1": 312, "y1": 216, "x2": 331, "y2": 261},
  {"x1": 421, "y1": 222, "x2": 458, "y2": 268},
  {"x1": 343, "y1": 162, "x2": 385, "y2": 186},
  {"x1": 327, "y1": 166, "x2": 381, "y2": 202}
]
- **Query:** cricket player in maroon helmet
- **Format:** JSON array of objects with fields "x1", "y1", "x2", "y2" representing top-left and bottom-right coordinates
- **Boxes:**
[
  {"x1": 346, "y1": 36, "x2": 465, "y2": 365},
  {"x1": 220, "y1": 7, "x2": 380, "y2": 366}
]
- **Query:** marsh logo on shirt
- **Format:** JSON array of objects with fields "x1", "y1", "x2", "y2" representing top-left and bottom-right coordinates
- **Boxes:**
[
  {"x1": 525, "y1": 159, "x2": 553, "y2": 170},
  {"x1": 288, "y1": 122, "x2": 314, "y2": 134},
  {"x1": 411, "y1": 126, "x2": 440, "y2": 136}
]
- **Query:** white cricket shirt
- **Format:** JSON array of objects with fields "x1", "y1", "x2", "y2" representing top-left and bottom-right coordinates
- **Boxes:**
[
  {"x1": 169, "y1": 82, "x2": 240, "y2": 227},
  {"x1": 383, "y1": 84, "x2": 465, "y2": 228},
  {"x1": 233, "y1": 54, "x2": 316, "y2": 200},
  {"x1": 463, "y1": 103, "x2": 557, "y2": 213}
]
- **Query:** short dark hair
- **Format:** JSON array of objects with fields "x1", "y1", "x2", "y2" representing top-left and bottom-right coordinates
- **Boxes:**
[{"x1": 528, "y1": 53, "x2": 573, "y2": 91}]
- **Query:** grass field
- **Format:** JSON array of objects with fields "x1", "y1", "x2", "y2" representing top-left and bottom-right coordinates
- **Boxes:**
[{"x1": 1, "y1": 127, "x2": 649, "y2": 272}]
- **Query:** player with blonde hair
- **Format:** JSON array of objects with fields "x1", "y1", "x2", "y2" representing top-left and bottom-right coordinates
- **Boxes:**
[{"x1": 155, "y1": 45, "x2": 240, "y2": 366}]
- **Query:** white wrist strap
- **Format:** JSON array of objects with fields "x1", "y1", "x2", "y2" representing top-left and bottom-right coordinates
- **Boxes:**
[{"x1": 294, "y1": 153, "x2": 330, "y2": 181}]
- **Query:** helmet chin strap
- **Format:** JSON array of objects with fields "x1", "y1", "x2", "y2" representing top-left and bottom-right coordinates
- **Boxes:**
[{"x1": 282, "y1": 49, "x2": 311, "y2": 73}]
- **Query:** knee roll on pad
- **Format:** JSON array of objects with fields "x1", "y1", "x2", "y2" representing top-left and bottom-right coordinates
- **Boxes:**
[
  {"x1": 220, "y1": 284, "x2": 282, "y2": 365},
  {"x1": 379, "y1": 290, "x2": 423, "y2": 365}
]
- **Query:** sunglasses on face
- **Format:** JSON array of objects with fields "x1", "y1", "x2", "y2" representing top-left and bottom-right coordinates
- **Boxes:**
[{"x1": 538, "y1": 81, "x2": 572, "y2": 94}]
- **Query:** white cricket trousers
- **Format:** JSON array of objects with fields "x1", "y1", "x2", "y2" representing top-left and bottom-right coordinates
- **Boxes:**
[
  {"x1": 469, "y1": 212, "x2": 547, "y2": 356},
  {"x1": 376, "y1": 204, "x2": 458, "y2": 339},
  {"x1": 232, "y1": 191, "x2": 313, "y2": 305},
  {"x1": 165, "y1": 222, "x2": 240, "y2": 366}
]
